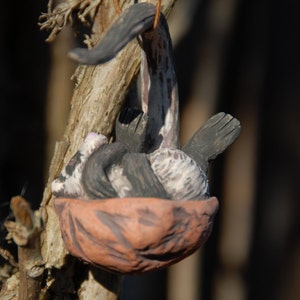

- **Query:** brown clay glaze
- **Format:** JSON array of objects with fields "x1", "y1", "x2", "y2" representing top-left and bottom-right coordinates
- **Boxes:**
[{"x1": 54, "y1": 196, "x2": 218, "y2": 274}]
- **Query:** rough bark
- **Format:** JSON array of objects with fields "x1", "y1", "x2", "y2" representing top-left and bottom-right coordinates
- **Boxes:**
[{"x1": 38, "y1": 0, "x2": 176, "y2": 299}]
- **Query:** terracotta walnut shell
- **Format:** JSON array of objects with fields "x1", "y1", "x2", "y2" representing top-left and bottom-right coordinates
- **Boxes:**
[
  {"x1": 52, "y1": 3, "x2": 241, "y2": 275},
  {"x1": 54, "y1": 197, "x2": 218, "y2": 274}
]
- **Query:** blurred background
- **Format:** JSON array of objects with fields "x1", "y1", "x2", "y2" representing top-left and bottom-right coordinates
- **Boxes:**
[{"x1": 0, "y1": 0, "x2": 299, "y2": 299}]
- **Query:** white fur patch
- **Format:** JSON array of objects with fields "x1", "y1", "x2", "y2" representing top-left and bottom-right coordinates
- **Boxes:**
[
  {"x1": 52, "y1": 133, "x2": 108, "y2": 199},
  {"x1": 148, "y1": 148, "x2": 209, "y2": 200}
]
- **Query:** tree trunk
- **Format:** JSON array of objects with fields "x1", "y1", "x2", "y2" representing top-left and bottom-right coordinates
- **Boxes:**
[{"x1": 38, "y1": 0, "x2": 176, "y2": 299}]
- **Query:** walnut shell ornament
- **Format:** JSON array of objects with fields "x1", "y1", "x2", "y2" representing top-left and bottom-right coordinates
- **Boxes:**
[{"x1": 52, "y1": 3, "x2": 241, "y2": 274}]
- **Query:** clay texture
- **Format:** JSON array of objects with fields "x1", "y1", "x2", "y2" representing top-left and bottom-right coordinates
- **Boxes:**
[{"x1": 54, "y1": 197, "x2": 218, "y2": 274}]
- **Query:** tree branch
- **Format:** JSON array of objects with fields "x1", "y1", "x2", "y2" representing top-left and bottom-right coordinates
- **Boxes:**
[{"x1": 4, "y1": 196, "x2": 43, "y2": 300}]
